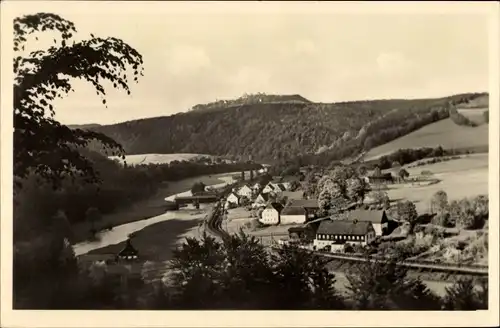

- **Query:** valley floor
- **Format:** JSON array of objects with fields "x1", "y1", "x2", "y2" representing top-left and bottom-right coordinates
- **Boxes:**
[{"x1": 71, "y1": 172, "x2": 235, "y2": 243}]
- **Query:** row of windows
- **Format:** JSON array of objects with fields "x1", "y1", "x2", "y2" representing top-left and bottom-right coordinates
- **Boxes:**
[{"x1": 317, "y1": 234, "x2": 365, "y2": 241}]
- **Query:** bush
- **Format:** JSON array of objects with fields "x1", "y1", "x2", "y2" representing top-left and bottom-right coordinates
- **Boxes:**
[{"x1": 431, "y1": 212, "x2": 454, "y2": 228}]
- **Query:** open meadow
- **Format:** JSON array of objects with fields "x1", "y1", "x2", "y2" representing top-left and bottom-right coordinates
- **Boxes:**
[
  {"x1": 385, "y1": 154, "x2": 488, "y2": 213},
  {"x1": 108, "y1": 153, "x2": 218, "y2": 165},
  {"x1": 457, "y1": 108, "x2": 488, "y2": 125},
  {"x1": 86, "y1": 208, "x2": 209, "y2": 261},
  {"x1": 363, "y1": 118, "x2": 489, "y2": 161}
]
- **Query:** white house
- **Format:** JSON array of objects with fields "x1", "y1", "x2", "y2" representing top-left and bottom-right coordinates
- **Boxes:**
[
  {"x1": 259, "y1": 202, "x2": 284, "y2": 225},
  {"x1": 280, "y1": 199, "x2": 319, "y2": 225},
  {"x1": 347, "y1": 209, "x2": 389, "y2": 236},
  {"x1": 237, "y1": 185, "x2": 253, "y2": 198},
  {"x1": 226, "y1": 192, "x2": 239, "y2": 207},
  {"x1": 254, "y1": 192, "x2": 270, "y2": 205},
  {"x1": 274, "y1": 183, "x2": 287, "y2": 192},
  {"x1": 313, "y1": 219, "x2": 376, "y2": 252},
  {"x1": 262, "y1": 183, "x2": 275, "y2": 194},
  {"x1": 251, "y1": 182, "x2": 261, "y2": 192}
]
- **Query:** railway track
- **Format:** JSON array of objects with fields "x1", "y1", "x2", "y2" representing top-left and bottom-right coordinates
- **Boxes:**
[{"x1": 205, "y1": 201, "x2": 230, "y2": 240}]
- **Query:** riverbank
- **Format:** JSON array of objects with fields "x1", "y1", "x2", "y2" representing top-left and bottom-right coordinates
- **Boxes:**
[
  {"x1": 72, "y1": 171, "x2": 243, "y2": 256},
  {"x1": 70, "y1": 172, "x2": 237, "y2": 243},
  {"x1": 82, "y1": 207, "x2": 210, "y2": 259}
]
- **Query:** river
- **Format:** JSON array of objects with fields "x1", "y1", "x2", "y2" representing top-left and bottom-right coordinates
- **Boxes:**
[{"x1": 72, "y1": 171, "x2": 242, "y2": 256}]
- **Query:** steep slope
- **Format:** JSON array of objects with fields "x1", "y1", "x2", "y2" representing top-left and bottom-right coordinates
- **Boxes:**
[{"x1": 87, "y1": 93, "x2": 486, "y2": 163}]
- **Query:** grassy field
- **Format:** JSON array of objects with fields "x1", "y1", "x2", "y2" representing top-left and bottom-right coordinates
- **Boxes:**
[
  {"x1": 108, "y1": 153, "x2": 228, "y2": 165},
  {"x1": 457, "y1": 108, "x2": 488, "y2": 125},
  {"x1": 87, "y1": 210, "x2": 208, "y2": 261},
  {"x1": 71, "y1": 173, "x2": 229, "y2": 243},
  {"x1": 385, "y1": 154, "x2": 488, "y2": 213},
  {"x1": 364, "y1": 118, "x2": 489, "y2": 161}
]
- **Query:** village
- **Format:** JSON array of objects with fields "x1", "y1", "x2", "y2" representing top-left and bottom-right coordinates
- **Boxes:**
[{"x1": 215, "y1": 159, "x2": 488, "y2": 267}]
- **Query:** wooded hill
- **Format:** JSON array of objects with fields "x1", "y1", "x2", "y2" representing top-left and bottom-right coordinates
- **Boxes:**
[{"x1": 86, "y1": 92, "x2": 488, "y2": 164}]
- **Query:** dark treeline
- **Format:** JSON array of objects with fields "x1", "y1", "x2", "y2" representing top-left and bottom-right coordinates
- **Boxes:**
[
  {"x1": 449, "y1": 107, "x2": 478, "y2": 127},
  {"x1": 367, "y1": 146, "x2": 488, "y2": 170},
  {"x1": 14, "y1": 232, "x2": 488, "y2": 310},
  {"x1": 14, "y1": 149, "x2": 261, "y2": 242}
]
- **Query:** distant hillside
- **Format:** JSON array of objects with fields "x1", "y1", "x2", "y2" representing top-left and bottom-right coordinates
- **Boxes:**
[
  {"x1": 108, "y1": 153, "x2": 236, "y2": 166},
  {"x1": 68, "y1": 123, "x2": 102, "y2": 129},
  {"x1": 86, "y1": 92, "x2": 487, "y2": 164},
  {"x1": 189, "y1": 93, "x2": 311, "y2": 113}
]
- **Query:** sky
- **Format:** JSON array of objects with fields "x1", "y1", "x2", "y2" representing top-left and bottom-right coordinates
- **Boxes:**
[{"x1": 7, "y1": 2, "x2": 492, "y2": 125}]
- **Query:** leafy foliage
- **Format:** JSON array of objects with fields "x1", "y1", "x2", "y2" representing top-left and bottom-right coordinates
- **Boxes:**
[
  {"x1": 14, "y1": 13, "x2": 144, "y2": 187},
  {"x1": 431, "y1": 190, "x2": 448, "y2": 214},
  {"x1": 346, "y1": 255, "x2": 441, "y2": 310},
  {"x1": 442, "y1": 278, "x2": 488, "y2": 310},
  {"x1": 394, "y1": 201, "x2": 418, "y2": 225},
  {"x1": 190, "y1": 182, "x2": 206, "y2": 195},
  {"x1": 448, "y1": 196, "x2": 488, "y2": 229},
  {"x1": 163, "y1": 232, "x2": 345, "y2": 309},
  {"x1": 316, "y1": 166, "x2": 366, "y2": 214},
  {"x1": 369, "y1": 190, "x2": 391, "y2": 209}
]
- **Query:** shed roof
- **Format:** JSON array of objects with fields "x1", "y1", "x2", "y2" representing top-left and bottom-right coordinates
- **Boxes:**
[
  {"x1": 347, "y1": 209, "x2": 386, "y2": 224},
  {"x1": 281, "y1": 206, "x2": 306, "y2": 215},
  {"x1": 281, "y1": 191, "x2": 303, "y2": 200},
  {"x1": 317, "y1": 220, "x2": 372, "y2": 236},
  {"x1": 287, "y1": 199, "x2": 319, "y2": 209}
]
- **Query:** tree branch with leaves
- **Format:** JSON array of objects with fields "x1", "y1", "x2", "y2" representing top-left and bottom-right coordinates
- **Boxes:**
[{"x1": 13, "y1": 13, "x2": 144, "y2": 188}]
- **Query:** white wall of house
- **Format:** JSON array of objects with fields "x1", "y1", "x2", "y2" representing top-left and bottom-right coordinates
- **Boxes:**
[
  {"x1": 237, "y1": 186, "x2": 253, "y2": 198},
  {"x1": 280, "y1": 214, "x2": 306, "y2": 225},
  {"x1": 313, "y1": 239, "x2": 344, "y2": 251},
  {"x1": 262, "y1": 185, "x2": 274, "y2": 194},
  {"x1": 255, "y1": 195, "x2": 267, "y2": 204},
  {"x1": 372, "y1": 222, "x2": 388, "y2": 236},
  {"x1": 313, "y1": 233, "x2": 376, "y2": 250},
  {"x1": 260, "y1": 208, "x2": 280, "y2": 225},
  {"x1": 227, "y1": 194, "x2": 239, "y2": 205}
]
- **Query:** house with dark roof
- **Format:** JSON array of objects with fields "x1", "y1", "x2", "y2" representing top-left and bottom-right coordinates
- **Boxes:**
[
  {"x1": 347, "y1": 209, "x2": 389, "y2": 236},
  {"x1": 281, "y1": 190, "x2": 303, "y2": 201},
  {"x1": 313, "y1": 219, "x2": 376, "y2": 251},
  {"x1": 288, "y1": 226, "x2": 315, "y2": 242},
  {"x1": 118, "y1": 239, "x2": 139, "y2": 261},
  {"x1": 260, "y1": 202, "x2": 284, "y2": 225},
  {"x1": 367, "y1": 172, "x2": 394, "y2": 184},
  {"x1": 280, "y1": 199, "x2": 320, "y2": 225},
  {"x1": 262, "y1": 183, "x2": 276, "y2": 194},
  {"x1": 255, "y1": 192, "x2": 270, "y2": 205},
  {"x1": 275, "y1": 183, "x2": 287, "y2": 192}
]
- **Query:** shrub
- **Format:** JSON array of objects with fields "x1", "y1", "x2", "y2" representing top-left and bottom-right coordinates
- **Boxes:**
[{"x1": 431, "y1": 212, "x2": 454, "y2": 228}]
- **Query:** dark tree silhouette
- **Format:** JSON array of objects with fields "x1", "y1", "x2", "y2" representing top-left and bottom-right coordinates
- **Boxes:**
[{"x1": 14, "y1": 13, "x2": 144, "y2": 188}]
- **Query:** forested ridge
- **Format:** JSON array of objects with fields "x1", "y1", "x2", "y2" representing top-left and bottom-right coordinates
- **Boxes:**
[{"x1": 87, "y1": 93, "x2": 487, "y2": 163}]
